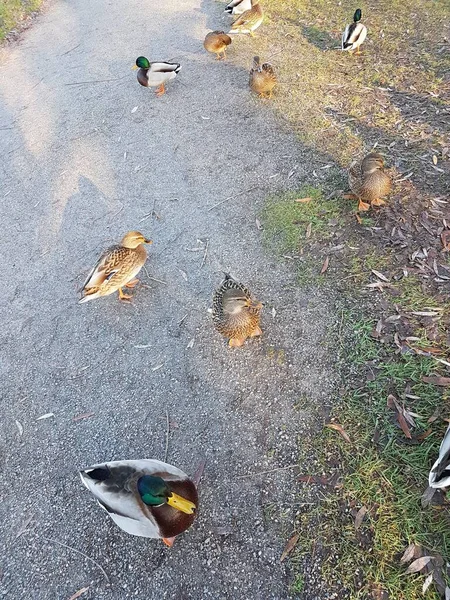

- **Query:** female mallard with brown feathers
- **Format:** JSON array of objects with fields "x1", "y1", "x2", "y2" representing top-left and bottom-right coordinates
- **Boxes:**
[
  {"x1": 133, "y1": 56, "x2": 181, "y2": 97},
  {"x1": 348, "y1": 152, "x2": 391, "y2": 211},
  {"x1": 79, "y1": 231, "x2": 152, "y2": 303},
  {"x1": 229, "y1": 0, "x2": 263, "y2": 37},
  {"x1": 203, "y1": 31, "x2": 232, "y2": 60},
  {"x1": 213, "y1": 274, "x2": 262, "y2": 347},
  {"x1": 249, "y1": 56, "x2": 277, "y2": 98},
  {"x1": 80, "y1": 459, "x2": 198, "y2": 547}
]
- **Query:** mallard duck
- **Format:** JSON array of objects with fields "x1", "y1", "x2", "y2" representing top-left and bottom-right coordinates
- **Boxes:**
[
  {"x1": 79, "y1": 231, "x2": 152, "y2": 303},
  {"x1": 132, "y1": 56, "x2": 181, "y2": 96},
  {"x1": 342, "y1": 9, "x2": 367, "y2": 54},
  {"x1": 212, "y1": 274, "x2": 262, "y2": 347},
  {"x1": 225, "y1": 0, "x2": 252, "y2": 15},
  {"x1": 348, "y1": 152, "x2": 392, "y2": 211},
  {"x1": 249, "y1": 56, "x2": 277, "y2": 98},
  {"x1": 203, "y1": 31, "x2": 232, "y2": 60},
  {"x1": 429, "y1": 425, "x2": 450, "y2": 489},
  {"x1": 229, "y1": 0, "x2": 263, "y2": 37},
  {"x1": 79, "y1": 459, "x2": 198, "y2": 547}
]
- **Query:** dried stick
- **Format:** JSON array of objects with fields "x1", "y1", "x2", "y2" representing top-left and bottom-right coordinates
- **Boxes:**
[{"x1": 41, "y1": 536, "x2": 110, "y2": 583}]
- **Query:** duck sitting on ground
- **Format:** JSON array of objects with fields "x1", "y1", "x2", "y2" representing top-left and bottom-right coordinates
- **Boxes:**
[
  {"x1": 225, "y1": 0, "x2": 252, "y2": 15},
  {"x1": 80, "y1": 459, "x2": 198, "y2": 547},
  {"x1": 342, "y1": 9, "x2": 367, "y2": 55},
  {"x1": 212, "y1": 274, "x2": 263, "y2": 347},
  {"x1": 133, "y1": 56, "x2": 181, "y2": 96},
  {"x1": 229, "y1": 0, "x2": 263, "y2": 37},
  {"x1": 249, "y1": 56, "x2": 277, "y2": 98},
  {"x1": 429, "y1": 425, "x2": 450, "y2": 489},
  {"x1": 79, "y1": 231, "x2": 152, "y2": 303},
  {"x1": 348, "y1": 152, "x2": 392, "y2": 211},
  {"x1": 203, "y1": 31, "x2": 232, "y2": 60}
]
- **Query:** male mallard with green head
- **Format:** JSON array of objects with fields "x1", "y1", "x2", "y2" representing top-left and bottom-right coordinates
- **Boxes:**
[
  {"x1": 133, "y1": 56, "x2": 181, "y2": 96},
  {"x1": 79, "y1": 231, "x2": 152, "y2": 303},
  {"x1": 342, "y1": 9, "x2": 367, "y2": 54},
  {"x1": 213, "y1": 274, "x2": 262, "y2": 347},
  {"x1": 80, "y1": 459, "x2": 198, "y2": 547}
]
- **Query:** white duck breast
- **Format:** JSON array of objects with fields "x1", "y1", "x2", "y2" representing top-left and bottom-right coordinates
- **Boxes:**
[
  {"x1": 225, "y1": 0, "x2": 252, "y2": 14},
  {"x1": 147, "y1": 63, "x2": 181, "y2": 87},
  {"x1": 79, "y1": 459, "x2": 189, "y2": 538},
  {"x1": 429, "y1": 425, "x2": 450, "y2": 489},
  {"x1": 342, "y1": 22, "x2": 367, "y2": 50}
]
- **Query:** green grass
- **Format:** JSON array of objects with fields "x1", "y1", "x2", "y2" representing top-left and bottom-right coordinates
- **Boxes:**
[
  {"x1": 293, "y1": 316, "x2": 450, "y2": 599},
  {"x1": 261, "y1": 186, "x2": 347, "y2": 255},
  {"x1": 0, "y1": 0, "x2": 42, "y2": 41}
]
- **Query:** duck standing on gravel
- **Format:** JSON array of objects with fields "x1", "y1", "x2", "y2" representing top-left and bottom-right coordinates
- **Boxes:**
[
  {"x1": 249, "y1": 56, "x2": 277, "y2": 98},
  {"x1": 79, "y1": 231, "x2": 152, "y2": 303},
  {"x1": 225, "y1": 0, "x2": 252, "y2": 15},
  {"x1": 133, "y1": 56, "x2": 181, "y2": 97},
  {"x1": 204, "y1": 31, "x2": 232, "y2": 60},
  {"x1": 342, "y1": 9, "x2": 367, "y2": 55},
  {"x1": 80, "y1": 459, "x2": 198, "y2": 547},
  {"x1": 348, "y1": 152, "x2": 392, "y2": 211},
  {"x1": 229, "y1": 0, "x2": 264, "y2": 37},
  {"x1": 212, "y1": 274, "x2": 263, "y2": 347}
]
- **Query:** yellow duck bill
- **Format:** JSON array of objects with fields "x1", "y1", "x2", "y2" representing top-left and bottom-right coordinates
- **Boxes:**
[{"x1": 167, "y1": 492, "x2": 196, "y2": 514}]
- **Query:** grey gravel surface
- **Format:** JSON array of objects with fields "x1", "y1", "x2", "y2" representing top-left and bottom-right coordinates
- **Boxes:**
[{"x1": 0, "y1": 0, "x2": 338, "y2": 598}]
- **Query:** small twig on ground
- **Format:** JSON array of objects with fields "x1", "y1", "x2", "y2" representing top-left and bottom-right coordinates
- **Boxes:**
[
  {"x1": 41, "y1": 536, "x2": 110, "y2": 583},
  {"x1": 142, "y1": 265, "x2": 167, "y2": 285},
  {"x1": 107, "y1": 203, "x2": 124, "y2": 223},
  {"x1": 207, "y1": 186, "x2": 258, "y2": 212},
  {"x1": 60, "y1": 43, "x2": 81, "y2": 56},
  {"x1": 164, "y1": 408, "x2": 170, "y2": 462},
  {"x1": 65, "y1": 76, "x2": 128, "y2": 86},
  {"x1": 201, "y1": 239, "x2": 209, "y2": 269},
  {"x1": 236, "y1": 464, "x2": 299, "y2": 479},
  {"x1": 178, "y1": 313, "x2": 188, "y2": 326}
]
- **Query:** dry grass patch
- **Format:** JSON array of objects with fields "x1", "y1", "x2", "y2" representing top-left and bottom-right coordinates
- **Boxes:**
[{"x1": 0, "y1": 0, "x2": 42, "y2": 41}]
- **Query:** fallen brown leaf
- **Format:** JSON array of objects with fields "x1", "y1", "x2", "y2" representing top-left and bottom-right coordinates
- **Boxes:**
[
  {"x1": 404, "y1": 556, "x2": 432, "y2": 575},
  {"x1": 416, "y1": 428, "x2": 433, "y2": 441},
  {"x1": 400, "y1": 542, "x2": 422, "y2": 564},
  {"x1": 295, "y1": 197, "x2": 311, "y2": 203},
  {"x1": 397, "y1": 412, "x2": 412, "y2": 439},
  {"x1": 325, "y1": 422, "x2": 351, "y2": 443},
  {"x1": 280, "y1": 533, "x2": 300, "y2": 562},
  {"x1": 354, "y1": 506, "x2": 368, "y2": 530},
  {"x1": 73, "y1": 412, "x2": 95, "y2": 422},
  {"x1": 306, "y1": 222, "x2": 312, "y2": 238},
  {"x1": 423, "y1": 376, "x2": 450, "y2": 387},
  {"x1": 298, "y1": 475, "x2": 329, "y2": 485},
  {"x1": 320, "y1": 256, "x2": 330, "y2": 275},
  {"x1": 68, "y1": 588, "x2": 90, "y2": 600},
  {"x1": 371, "y1": 269, "x2": 389, "y2": 283}
]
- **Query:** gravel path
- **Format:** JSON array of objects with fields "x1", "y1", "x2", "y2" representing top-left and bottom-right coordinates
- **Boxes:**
[{"x1": 0, "y1": 1, "x2": 336, "y2": 598}]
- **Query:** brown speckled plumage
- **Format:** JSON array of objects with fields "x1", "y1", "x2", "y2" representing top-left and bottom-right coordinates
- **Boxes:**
[
  {"x1": 79, "y1": 231, "x2": 151, "y2": 303},
  {"x1": 203, "y1": 31, "x2": 232, "y2": 60},
  {"x1": 349, "y1": 152, "x2": 392, "y2": 210},
  {"x1": 213, "y1": 275, "x2": 262, "y2": 346},
  {"x1": 249, "y1": 56, "x2": 277, "y2": 98},
  {"x1": 229, "y1": 0, "x2": 263, "y2": 35}
]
